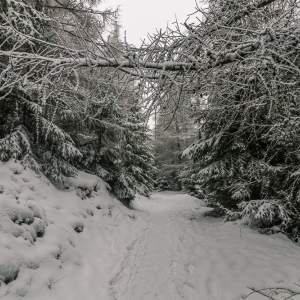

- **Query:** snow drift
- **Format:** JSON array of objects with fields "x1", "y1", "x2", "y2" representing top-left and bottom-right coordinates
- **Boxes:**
[{"x1": 0, "y1": 160, "x2": 144, "y2": 299}]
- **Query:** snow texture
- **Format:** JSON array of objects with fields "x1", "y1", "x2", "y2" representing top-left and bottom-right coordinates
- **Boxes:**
[
  {"x1": 1, "y1": 163, "x2": 300, "y2": 299},
  {"x1": 0, "y1": 160, "x2": 140, "y2": 299}
]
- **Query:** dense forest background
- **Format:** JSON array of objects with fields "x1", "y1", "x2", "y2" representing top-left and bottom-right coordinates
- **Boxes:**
[{"x1": 2, "y1": 0, "x2": 300, "y2": 241}]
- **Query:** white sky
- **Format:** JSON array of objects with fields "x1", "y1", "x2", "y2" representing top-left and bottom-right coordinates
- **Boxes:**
[{"x1": 103, "y1": 0, "x2": 199, "y2": 46}]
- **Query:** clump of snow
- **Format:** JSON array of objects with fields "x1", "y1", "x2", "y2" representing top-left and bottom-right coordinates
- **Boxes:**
[
  {"x1": 64, "y1": 171, "x2": 111, "y2": 200},
  {"x1": 85, "y1": 207, "x2": 94, "y2": 217},
  {"x1": 26, "y1": 200, "x2": 47, "y2": 221},
  {"x1": 66, "y1": 170, "x2": 109, "y2": 192},
  {"x1": 0, "y1": 194, "x2": 48, "y2": 245}
]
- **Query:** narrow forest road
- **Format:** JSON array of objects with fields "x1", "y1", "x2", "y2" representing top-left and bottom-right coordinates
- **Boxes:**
[{"x1": 108, "y1": 192, "x2": 300, "y2": 300}]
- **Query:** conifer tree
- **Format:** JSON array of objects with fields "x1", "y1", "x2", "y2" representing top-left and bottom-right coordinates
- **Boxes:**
[
  {"x1": 181, "y1": 0, "x2": 300, "y2": 240},
  {"x1": 0, "y1": 0, "x2": 82, "y2": 181},
  {"x1": 0, "y1": 1, "x2": 155, "y2": 204},
  {"x1": 112, "y1": 99, "x2": 155, "y2": 203},
  {"x1": 77, "y1": 81, "x2": 155, "y2": 205}
]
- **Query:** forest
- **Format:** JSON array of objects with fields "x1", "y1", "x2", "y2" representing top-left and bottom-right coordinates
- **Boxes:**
[{"x1": 1, "y1": 0, "x2": 300, "y2": 299}]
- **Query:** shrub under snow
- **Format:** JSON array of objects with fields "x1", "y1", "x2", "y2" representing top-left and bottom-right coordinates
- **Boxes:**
[{"x1": 0, "y1": 160, "x2": 141, "y2": 299}]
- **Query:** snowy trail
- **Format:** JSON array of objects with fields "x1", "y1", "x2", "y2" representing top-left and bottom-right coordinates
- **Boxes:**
[
  {"x1": 109, "y1": 192, "x2": 196, "y2": 300},
  {"x1": 108, "y1": 192, "x2": 300, "y2": 300}
]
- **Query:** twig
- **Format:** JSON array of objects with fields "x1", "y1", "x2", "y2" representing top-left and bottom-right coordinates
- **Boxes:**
[
  {"x1": 63, "y1": 228, "x2": 70, "y2": 235},
  {"x1": 48, "y1": 276, "x2": 66, "y2": 289},
  {"x1": 245, "y1": 286, "x2": 300, "y2": 300},
  {"x1": 114, "y1": 211, "x2": 123, "y2": 220}
]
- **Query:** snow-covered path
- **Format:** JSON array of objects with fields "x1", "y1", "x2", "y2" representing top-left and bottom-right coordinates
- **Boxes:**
[
  {"x1": 109, "y1": 192, "x2": 194, "y2": 300},
  {"x1": 109, "y1": 192, "x2": 300, "y2": 300}
]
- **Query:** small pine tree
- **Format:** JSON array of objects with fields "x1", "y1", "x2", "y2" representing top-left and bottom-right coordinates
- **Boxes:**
[
  {"x1": 112, "y1": 100, "x2": 155, "y2": 204},
  {"x1": 76, "y1": 89, "x2": 155, "y2": 205}
]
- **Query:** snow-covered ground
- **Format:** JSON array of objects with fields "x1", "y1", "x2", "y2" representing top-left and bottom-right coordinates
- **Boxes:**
[
  {"x1": 0, "y1": 161, "x2": 147, "y2": 300},
  {"x1": 1, "y1": 161, "x2": 300, "y2": 299},
  {"x1": 113, "y1": 192, "x2": 300, "y2": 300}
]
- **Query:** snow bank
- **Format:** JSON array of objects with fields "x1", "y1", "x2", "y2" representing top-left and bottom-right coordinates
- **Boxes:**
[{"x1": 0, "y1": 160, "x2": 146, "y2": 299}]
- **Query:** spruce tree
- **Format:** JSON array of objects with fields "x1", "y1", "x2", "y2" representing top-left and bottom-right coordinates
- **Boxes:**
[
  {"x1": 112, "y1": 99, "x2": 155, "y2": 204},
  {"x1": 181, "y1": 0, "x2": 300, "y2": 239},
  {"x1": 78, "y1": 88, "x2": 155, "y2": 205},
  {"x1": 0, "y1": 0, "x2": 82, "y2": 181}
]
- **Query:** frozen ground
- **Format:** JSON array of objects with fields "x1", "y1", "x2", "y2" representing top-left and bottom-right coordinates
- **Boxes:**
[{"x1": 1, "y1": 162, "x2": 300, "y2": 300}]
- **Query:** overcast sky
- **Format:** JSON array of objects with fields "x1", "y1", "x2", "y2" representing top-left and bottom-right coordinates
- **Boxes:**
[{"x1": 103, "y1": 0, "x2": 198, "y2": 46}]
